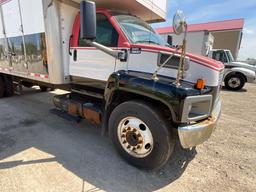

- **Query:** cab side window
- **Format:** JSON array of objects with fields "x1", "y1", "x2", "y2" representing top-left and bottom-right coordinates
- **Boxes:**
[
  {"x1": 79, "y1": 14, "x2": 119, "y2": 47},
  {"x1": 212, "y1": 51, "x2": 227, "y2": 63}
]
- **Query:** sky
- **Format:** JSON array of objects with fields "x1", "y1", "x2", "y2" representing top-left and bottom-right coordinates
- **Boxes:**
[{"x1": 152, "y1": 0, "x2": 256, "y2": 60}]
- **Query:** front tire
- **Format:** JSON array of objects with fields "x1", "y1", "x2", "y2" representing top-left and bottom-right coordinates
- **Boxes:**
[
  {"x1": 224, "y1": 74, "x2": 245, "y2": 91},
  {"x1": 109, "y1": 100, "x2": 175, "y2": 170}
]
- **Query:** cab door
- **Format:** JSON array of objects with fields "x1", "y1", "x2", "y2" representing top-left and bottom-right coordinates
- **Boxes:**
[{"x1": 70, "y1": 13, "x2": 119, "y2": 82}]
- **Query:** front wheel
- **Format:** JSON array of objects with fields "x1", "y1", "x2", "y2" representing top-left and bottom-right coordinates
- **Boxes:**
[
  {"x1": 109, "y1": 100, "x2": 175, "y2": 170},
  {"x1": 224, "y1": 74, "x2": 245, "y2": 91}
]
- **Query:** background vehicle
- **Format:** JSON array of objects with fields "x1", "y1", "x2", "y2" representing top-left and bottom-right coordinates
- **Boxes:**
[
  {"x1": 158, "y1": 24, "x2": 255, "y2": 91},
  {"x1": 208, "y1": 49, "x2": 256, "y2": 90},
  {"x1": 0, "y1": 0, "x2": 223, "y2": 169}
]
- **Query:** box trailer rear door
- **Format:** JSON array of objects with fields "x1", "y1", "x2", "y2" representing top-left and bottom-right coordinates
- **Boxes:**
[
  {"x1": 0, "y1": 0, "x2": 48, "y2": 81},
  {"x1": 1, "y1": 0, "x2": 26, "y2": 73},
  {"x1": 0, "y1": 6, "x2": 10, "y2": 71}
]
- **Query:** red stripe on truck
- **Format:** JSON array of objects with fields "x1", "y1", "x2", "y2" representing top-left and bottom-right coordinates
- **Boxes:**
[
  {"x1": 0, "y1": 0, "x2": 11, "y2": 5},
  {"x1": 30, "y1": 73, "x2": 49, "y2": 79}
]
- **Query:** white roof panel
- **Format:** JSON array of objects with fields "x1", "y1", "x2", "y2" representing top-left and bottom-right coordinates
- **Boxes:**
[{"x1": 72, "y1": 0, "x2": 167, "y2": 22}]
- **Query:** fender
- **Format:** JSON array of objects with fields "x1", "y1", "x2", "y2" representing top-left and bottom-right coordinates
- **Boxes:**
[
  {"x1": 224, "y1": 67, "x2": 256, "y2": 82},
  {"x1": 103, "y1": 70, "x2": 213, "y2": 126}
]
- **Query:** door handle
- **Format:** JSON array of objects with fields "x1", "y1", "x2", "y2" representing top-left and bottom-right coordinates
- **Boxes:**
[
  {"x1": 73, "y1": 49, "x2": 77, "y2": 62},
  {"x1": 69, "y1": 35, "x2": 73, "y2": 56}
]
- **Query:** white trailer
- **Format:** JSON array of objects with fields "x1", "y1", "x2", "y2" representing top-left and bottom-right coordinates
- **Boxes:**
[{"x1": 0, "y1": 0, "x2": 223, "y2": 169}]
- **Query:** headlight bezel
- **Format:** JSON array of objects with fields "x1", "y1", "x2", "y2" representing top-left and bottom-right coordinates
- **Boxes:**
[{"x1": 181, "y1": 95, "x2": 213, "y2": 123}]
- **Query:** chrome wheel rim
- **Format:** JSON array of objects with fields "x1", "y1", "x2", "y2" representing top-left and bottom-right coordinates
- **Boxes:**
[
  {"x1": 228, "y1": 77, "x2": 241, "y2": 88},
  {"x1": 117, "y1": 117, "x2": 154, "y2": 158}
]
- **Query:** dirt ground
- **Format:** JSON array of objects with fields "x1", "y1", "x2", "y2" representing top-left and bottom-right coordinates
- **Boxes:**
[{"x1": 0, "y1": 84, "x2": 255, "y2": 192}]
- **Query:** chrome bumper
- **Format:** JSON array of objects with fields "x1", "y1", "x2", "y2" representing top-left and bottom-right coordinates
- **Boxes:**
[
  {"x1": 247, "y1": 76, "x2": 256, "y2": 83},
  {"x1": 178, "y1": 100, "x2": 221, "y2": 149}
]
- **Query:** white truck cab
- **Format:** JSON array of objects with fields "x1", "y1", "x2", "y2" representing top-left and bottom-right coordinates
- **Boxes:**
[{"x1": 208, "y1": 49, "x2": 256, "y2": 90}]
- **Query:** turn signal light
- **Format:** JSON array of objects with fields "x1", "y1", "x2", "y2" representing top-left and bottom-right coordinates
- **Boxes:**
[{"x1": 196, "y1": 79, "x2": 205, "y2": 89}]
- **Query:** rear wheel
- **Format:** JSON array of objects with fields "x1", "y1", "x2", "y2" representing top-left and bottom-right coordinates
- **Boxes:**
[
  {"x1": 39, "y1": 86, "x2": 48, "y2": 92},
  {"x1": 109, "y1": 100, "x2": 175, "y2": 170},
  {"x1": 22, "y1": 81, "x2": 34, "y2": 88},
  {"x1": 0, "y1": 76, "x2": 5, "y2": 98},
  {"x1": 224, "y1": 74, "x2": 245, "y2": 91},
  {"x1": 3, "y1": 75, "x2": 14, "y2": 97}
]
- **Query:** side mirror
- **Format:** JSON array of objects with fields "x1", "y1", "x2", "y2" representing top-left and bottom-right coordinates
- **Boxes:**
[
  {"x1": 173, "y1": 10, "x2": 186, "y2": 35},
  {"x1": 167, "y1": 35, "x2": 173, "y2": 46},
  {"x1": 80, "y1": 1, "x2": 96, "y2": 40},
  {"x1": 221, "y1": 51, "x2": 228, "y2": 63},
  {"x1": 222, "y1": 57, "x2": 228, "y2": 63}
]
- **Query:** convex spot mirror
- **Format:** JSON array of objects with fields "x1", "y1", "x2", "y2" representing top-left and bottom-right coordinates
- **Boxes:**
[
  {"x1": 173, "y1": 10, "x2": 186, "y2": 35},
  {"x1": 80, "y1": 0, "x2": 96, "y2": 40}
]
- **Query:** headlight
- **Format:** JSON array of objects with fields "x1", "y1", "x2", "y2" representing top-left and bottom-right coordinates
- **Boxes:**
[{"x1": 181, "y1": 95, "x2": 213, "y2": 123}]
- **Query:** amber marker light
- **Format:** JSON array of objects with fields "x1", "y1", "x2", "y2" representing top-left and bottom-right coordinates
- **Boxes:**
[{"x1": 196, "y1": 79, "x2": 205, "y2": 89}]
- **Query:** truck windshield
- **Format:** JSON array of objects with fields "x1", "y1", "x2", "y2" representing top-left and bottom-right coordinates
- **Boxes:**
[
  {"x1": 225, "y1": 51, "x2": 235, "y2": 62},
  {"x1": 114, "y1": 15, "x2": 166, "y2": 46}
]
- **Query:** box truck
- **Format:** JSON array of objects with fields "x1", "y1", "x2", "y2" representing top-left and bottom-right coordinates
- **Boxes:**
[{"x1": 0, "y1": 0, "x2": 224, "y2": 169}]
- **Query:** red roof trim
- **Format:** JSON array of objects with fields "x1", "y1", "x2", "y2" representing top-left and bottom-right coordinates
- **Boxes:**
[{"x1": 156, "y1": 18, "x2": 245, "y2": 34}]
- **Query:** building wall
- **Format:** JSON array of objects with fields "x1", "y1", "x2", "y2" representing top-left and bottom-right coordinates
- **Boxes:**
[
  {"x1": 211, "y1": 30, "x2": 242, "y2": 60},
  {"x1": 159, "y1": 29, "x2": 242, "y2": 59},
  {"x1": 160, "y1": 31, "x2": 210, "y2": 55}
]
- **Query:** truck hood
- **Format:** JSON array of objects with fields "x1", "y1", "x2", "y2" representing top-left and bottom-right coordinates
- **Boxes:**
[
  {"x1": 230, "y1": 61, "x2": 256, "y2": 72},
  {"x1": 131, "y1": 44, "x2": 224, "y2": 71}
]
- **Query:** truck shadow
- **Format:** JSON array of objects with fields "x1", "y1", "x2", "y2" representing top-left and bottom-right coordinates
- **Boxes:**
[
  {"x1": 222, "y1": 86, "x2": 247, "y2": 92},
  {"x1": 0, "y1": 89, "x2": 196, "y2": 192}
]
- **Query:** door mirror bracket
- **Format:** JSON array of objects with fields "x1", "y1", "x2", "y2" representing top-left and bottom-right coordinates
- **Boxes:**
[{"x1": 80, "y1": 1, "x2": 127, "y2": 61}]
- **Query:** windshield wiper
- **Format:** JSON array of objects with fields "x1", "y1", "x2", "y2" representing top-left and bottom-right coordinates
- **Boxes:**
[{"x1": 135, "y1": 40, "x2": 160, "y2": 45}]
